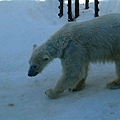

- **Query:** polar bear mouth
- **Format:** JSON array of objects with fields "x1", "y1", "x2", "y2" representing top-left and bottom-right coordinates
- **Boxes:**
[
  {"x1": 28, "y1": 71, "x2": 38, "y2": 77},
  {"x1": 28, "y1": 66, "x2": 39, "y2": 77}
]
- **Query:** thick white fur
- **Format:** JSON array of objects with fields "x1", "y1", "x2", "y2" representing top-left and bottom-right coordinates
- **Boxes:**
[{"x1": 29, "y1": 13, "x2": 120, "y2": 99}]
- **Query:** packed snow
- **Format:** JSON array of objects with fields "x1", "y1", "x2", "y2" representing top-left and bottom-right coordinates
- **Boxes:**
[{"x1": 0, "y1": 0, "x2": 120, "y2": 120}]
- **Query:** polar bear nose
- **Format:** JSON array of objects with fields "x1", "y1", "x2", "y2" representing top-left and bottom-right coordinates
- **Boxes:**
[{"x1": 28, "y1": 66, "x2": 38, "y2": 77}]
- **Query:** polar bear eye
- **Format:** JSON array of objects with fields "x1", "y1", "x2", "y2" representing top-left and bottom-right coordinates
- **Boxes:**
[
  {"x1": 44, "y1": 58, "x2": 49, "y2": 61},
  {"x1": 34, "y1": 65, "x2": 38, "y2": 68},
  {"x1": 43, "y1": 55, "x2": 49, "y2": 61}
]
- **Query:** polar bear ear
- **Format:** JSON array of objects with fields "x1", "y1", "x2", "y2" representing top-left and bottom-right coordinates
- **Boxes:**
[
  {"x1": 43, "y1": 54, "x2": 50, "y2": 61},
  {"x1": 33, "y1": 44, "x2": 37, "y2": 50}
]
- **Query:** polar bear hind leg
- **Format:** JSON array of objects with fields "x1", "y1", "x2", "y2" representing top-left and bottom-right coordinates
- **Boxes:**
[{"x1": 107, "y1": 61, "x2": 120, "y2": 89}]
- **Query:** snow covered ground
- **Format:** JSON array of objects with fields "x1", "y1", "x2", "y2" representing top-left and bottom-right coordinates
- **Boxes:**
[{"x1": 0, "y1": 0, "x2": 120, "y2": 120}]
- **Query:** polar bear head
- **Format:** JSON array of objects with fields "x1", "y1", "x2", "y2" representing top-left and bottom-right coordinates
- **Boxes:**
[{"x1": 28, "y1": 44, "x2": 52, "y2": 77}]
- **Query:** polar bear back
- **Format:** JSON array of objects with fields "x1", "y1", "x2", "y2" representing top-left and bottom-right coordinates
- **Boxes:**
[
  {"x1": 42, "y1": 13, "x2": 120, "y2": 63},
  {"x1": 58, "y1": 13, "x2": 120, "y2": 63}
]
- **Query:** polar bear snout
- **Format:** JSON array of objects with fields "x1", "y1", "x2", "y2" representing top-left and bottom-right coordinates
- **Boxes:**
[{"x1": 28, "y1": 65, "x2": 38, "y2": 77}]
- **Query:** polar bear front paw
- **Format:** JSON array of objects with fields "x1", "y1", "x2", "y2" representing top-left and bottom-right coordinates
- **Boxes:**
[{"x1": 45, "y1": 89, "x2": 58, "y2": 99}]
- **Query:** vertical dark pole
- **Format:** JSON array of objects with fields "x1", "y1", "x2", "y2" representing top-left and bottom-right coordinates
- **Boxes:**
[
  {"x1": 75, "y1": 0, "x2": 79, "y2": 18},
  {"x1": 94, "y1": 0, "x2": 99, "y2": 17},
  {"x1": 58, "y1": 0, "x2": 64, "y2": 18},
  {"x1": 68, "y1": 0, "x2": 73, "y2": 21},
  {"x1": 85, "y1": 0, "x2": 89, "y2": 9}
]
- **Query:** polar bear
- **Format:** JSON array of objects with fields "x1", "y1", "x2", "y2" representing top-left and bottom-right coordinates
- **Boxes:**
[{"x1": 28, "y1": 13, "x2": 120, "y2": 99}]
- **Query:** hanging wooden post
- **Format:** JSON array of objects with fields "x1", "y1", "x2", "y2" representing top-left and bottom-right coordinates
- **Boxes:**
[
  {"x1": 58, "y1": 0, "x2": 64, "y2": 18},
  {"x1": 75, "y1": 0, "x2": 79, "y2": 18},
  {"x1": 85, "y1": 0, "x2": 89, "y2": 9},
  {"x1": 58, "y1": 0, "x2": 100, "y2": 21},
  {"x1": 68, "y1": 0, "x2": 74, "y2": 21},
  {"x1": 94, "y1": 0, "x2": 99, "y2": 17}
]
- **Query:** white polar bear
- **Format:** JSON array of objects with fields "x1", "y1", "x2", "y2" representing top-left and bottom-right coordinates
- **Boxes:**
[{"x1": 28, "y1": 13, "x2": 120, "y2": 99}]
